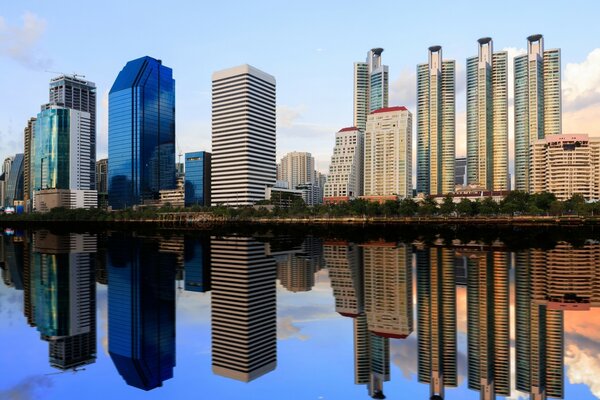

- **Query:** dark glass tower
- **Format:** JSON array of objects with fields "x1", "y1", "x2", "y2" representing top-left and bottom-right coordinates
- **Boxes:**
[
  {"x1": 107, "y1": 233, "x2": 176, "y2": 391},
  {"x1": 108, "y1": 57, "x2": 176, "y2": 209},
  {"x1": 184, "y1": 151, "x2": 211, "y2": 207}
]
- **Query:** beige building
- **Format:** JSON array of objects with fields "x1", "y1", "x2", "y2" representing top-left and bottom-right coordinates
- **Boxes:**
[
  {"x1": 33, "y1": 189, "x2": 97, "y2": 212},
  {"x1": 324, "y1": 127, "x2": 364, "y2": 202},
  {"x1": 530, "y1": 134, "x2": 600, "y2": 201},
  {"x1": 364, "y1": 107, "x2": 412, "y2": 199},
  {"x1": 278, "y1": 151, "x2": 315, "y2": 189}
]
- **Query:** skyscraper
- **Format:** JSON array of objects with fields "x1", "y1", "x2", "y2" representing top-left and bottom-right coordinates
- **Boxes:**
[
  {"x1": 108, "y1": 56, "x2": 176, "y2": 209},
  {"x1": 211, "y1": 237, "x2": 277, "y2": 382},
  {"x1": 417, "y1": 46, "x2": 456, "y2": 196},
  {"x1": 5, "y1": 154, "x2": 23, "y2": 207},
  {"x1": 33, "y1": 106, "x2": 93, "y2": 191},
  {"x1": 354, "y1": 48, "x2": 389, "y2": 131},
  {"x1": 324, "y1": 127, "x2": 364, "y2": 202},
  {"x1": 108, "y1": 233, "x2": 176, "y2": 390},
  {"x1": 466, "y1": 250, "x2": 510, "y2": 398},
  {"x1": 211, "y1": 65, "x2": 276, "y2": 206},
  {"x1": 416, "y1": 247, "x2": 457, "y2": 399},
  {"x1": 32, "y1": 231, "x2": 97, "y2": 370},
  {"x1": 514, "y1": 35, "x2": 561, "y2": 192},
  {"x1": 184, "y1": 151, "x2": 211, "y2": 207},
  {"x1": 466, "y1": 38, "x2": 508, "y2": 190},
  {"x1": 0, "y1": 156, "x2": 13, "y2": 207},
  {"x1": 278, "y1": 151, "x2": 315, "y2": 189},
  {"x1": 363, "y1": 107, "x2": 412, "y2": 198},
  {"x1": 23, "y1": 117, "x2": 36, "y2": 210}
]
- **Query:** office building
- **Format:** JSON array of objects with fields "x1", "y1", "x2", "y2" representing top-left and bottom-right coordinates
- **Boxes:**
[
  {"x1": 364, "y1": 107, "x2": 412, "y2": 199},
  {"x1": 466, "y1": 251, "x2": 510, "y2": 398},
  {"x1": 96, "y1": 158, "x2": 108, "y2": 209},
  {"x1": 5, "y1": 154, "x2": 23, "y2": 207},
  {"x1": 23, "y1": 117, "x2": 36, "y2": 210},
  {"x1": 354, "y1": 48, "x2": 389, "y2": 131},
  {"x1": 417, "y1": 46, "x2": 456, "y2": 196},
  {"x1": 211, "y1": 237, "x2": 277, "y2": 382},
  {"x1": 466, "y1": 38, "x2": 509, "y2": 190},
  {"x1": 324, "y1": 127, "x2": 364, "y2": 202},
  {"x1": 278, "y1": 151, "x2": 315, "y2": 190},
  {"x1": 0, "y1": 156, "x2": 13, "y2": 207},
  {"x1": 108, "y1": 56, "x2": 176, "y2": 209},
  {"x1": 32, "y1": 231, "x2": 97, "y2": 370},
  {"x1": 211, "y1": 65, "x2": 276, "y2": 206},
  {"x1": 531, "y1": 134, "x2": 600, "y2": 201},
  {"x1": 296, "y1": 182, "x2": 322, "y2": 206},
  {"x1": 184, "y1": 151, "x2": 211, "y2": 207},
  {"x1": 416, "y1": 247, "x2": 457, "y2": 399},
  {"x1": 108, "y1": 233, "x2": 176, "y2": 390},
  {"x1": 48, "y1": 75, "x2": 97, "y2": 189},
  {"x1": 455, "y1": 157, "x2": 467, "y2": 187},
  {"x1": 514, "y1": 35, "x2": 561, "y2": 192}
]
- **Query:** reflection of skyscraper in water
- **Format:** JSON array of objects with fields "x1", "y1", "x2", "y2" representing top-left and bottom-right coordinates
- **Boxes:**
[
  {"x1": 464, "y1": 250, "x2": 510, "y2": 399},
  {"x1": 326, "y1": 241, "x2": 363, "y2": 317},
  {"x1": 275, "y1": 236, "x2": 323, "y2": 293},
  {"x1": 32, "y1": 231, "x2": 97, "y2": 370},
  {"x1": 516, "y1": 252, "x2": 564, "y2": 400},
  {"x1": 183, "y1": 236, "x2": 211, "y2": 293},
  {"x1": 107, "y1": 234, "x2": 176, "y2": 390},
  {"x1": 416, "y1": 247, "x2": 457, "y2": 399},
  {"x1": 211, "y1": 237, "x2": 277, "y2": 382}
]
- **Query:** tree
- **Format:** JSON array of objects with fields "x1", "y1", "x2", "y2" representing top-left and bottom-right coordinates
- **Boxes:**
[
  {"x1": 418, "y1": 196, "x2": 438, "y2": 216},
  {"x1": 531, "y1": 192, "x2": 557, "y2": 213},
  {"x1": 456, "y1": 198, "x2": 472, "y2": 216},
  {"x1": 398, "y1": 198, "x2": 418, "y2": 216},
  {"x1": 549, "y1": 200, "x2": 565, "y2": 216},
  {"x1": 382, "y1": 200, "x2": 399, "y2": 217},
  {"x1": 499, "y1": 191, "x2": 530, "y2": 215},
  {"x1": 479, "y1": 197, "x2": 499, "y2": 215},
  {"x1": 439, "y1": 194, "x2": 455, "y2": 216}
]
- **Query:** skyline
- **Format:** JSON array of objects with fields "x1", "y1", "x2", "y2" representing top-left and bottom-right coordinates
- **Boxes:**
[{"x1": 2, "y1": 2, "x2": 600, "y2": 177}]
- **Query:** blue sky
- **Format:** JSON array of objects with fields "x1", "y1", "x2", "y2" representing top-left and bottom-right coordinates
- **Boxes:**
[{"x1": 1, "y1": 0, "x2": 600, "y2": 177}]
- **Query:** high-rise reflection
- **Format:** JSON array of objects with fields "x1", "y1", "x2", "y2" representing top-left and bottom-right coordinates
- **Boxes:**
[
  {"x1": 210, "y1": 236, "x2": 277, "y2": 382},
  {"x1": 107, "y1": 233, "x2": 176, "y2": 390},
  {"x1": 463, "y1": 249, "x2": 510, "y2": 399},
  {"x1": 416, "y1": 246, "x2": 457, "y2": 399},
  {"x1": 183, "y1": 236, "x2": 211, "y2": 293},
  {"x1": 328, "y1": 240, "x2": 412, "y2": 399},
  {"x1": 32, "y1": 230, "x2": 97, "y2": 370}
]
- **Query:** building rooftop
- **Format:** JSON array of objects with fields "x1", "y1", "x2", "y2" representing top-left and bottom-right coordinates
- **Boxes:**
[
  {"x1": 370, "y1": 106, "x2": 408, "y2": 114},
  {"x1": 338, "y1": 126, "x2": 359, "y2": 132}
]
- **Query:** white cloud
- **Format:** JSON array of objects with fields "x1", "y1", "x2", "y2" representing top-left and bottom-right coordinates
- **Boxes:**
[
  {"x1": 564, "y1": 49, "x2": 600, "y2": 112},
  {"x1": 0, "y1": 12, "x2": 51, "y2": 69},
  {"x1": 565, "y1": 343, "x2": 600, "y2": 398},
  {"x1": 0, "y1": 375, "x2": 53, "y2": 400},
  {"x1": 277, "y1": 105, "x2": 305, "y2": 128}
]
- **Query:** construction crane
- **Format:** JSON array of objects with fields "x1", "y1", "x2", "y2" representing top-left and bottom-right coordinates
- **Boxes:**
[{"x1": 44, "y1": 70, "x2": 86, "y2": 80}]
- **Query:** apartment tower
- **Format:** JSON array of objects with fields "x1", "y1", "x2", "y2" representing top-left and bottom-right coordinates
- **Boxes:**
[
  {"x1": 354, "y1": 48, "x2": 389, "y2": 131},
  {"x1": 324, "y1": 127, "x2": 364, "y2": 202},
  {"x1": 514, "y1": 35, "x2": 561, "y2": 192},
  {"x1": 417, "y1": 46, "x2": 456, "y2": 195},
  {"x1": 364, "y1": 107, "x2": 412, "y2": 198},
  {"x1": 466, "y1": 38, "x2": 508, "y2": 190}
]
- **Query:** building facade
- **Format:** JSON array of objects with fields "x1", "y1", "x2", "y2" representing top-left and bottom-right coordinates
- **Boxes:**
[
  {"x1": 324, "y1": 127, "x2": 364, "y2": 202},
  {"x1": 1, "y1": 156, "x2": 14, "y2": 207},
  {"x1": 278, "y1": 151, "x2": 315, "y2": 190},
  {"x1": 23, "y1": 117, "x2": 36, "y2": 210},
  {"x1": 184, "y1": 151, "x2": 211, "y2": 207},
  {"x1": 354, "y1": 48, "x2": 389, "y2": 131},
  {"x1": 455, "y1": 157, "x2": 467, "y2": 187},
  {"x1": 5, "y1": 154, "x2": 24, "y2": 207},
  {"x1": 211, "y1": 65, "x2": 276, "y2": 206},
  {"x1": 417, "y1": 46, "x2": 456, "y2": 196},
  {"x1": 466, "y1": 38, "x2": 509, "y2": 190},
  {"x1": 514, "y1": 35, "x2": 561, "y2": 192},
  {"x1": 108, "y1": 56, "x2": 176, "y2": 209},
  {"x1": 530, "y1": 134, "x2": 600, "y2": 201},
  {"x1": 364, "y1": 107, "x2": 412, "y2": 198}
]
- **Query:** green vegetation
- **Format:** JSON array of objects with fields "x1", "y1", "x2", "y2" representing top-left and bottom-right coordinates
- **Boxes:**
[{"x1": 1, "y1": 191, "x2": 599, "y2": 223}]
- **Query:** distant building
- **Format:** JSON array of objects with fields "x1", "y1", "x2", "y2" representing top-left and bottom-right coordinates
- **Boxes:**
[
  {"x1": 531, "y1": 134, "x2": 600, "y2": 201},
  {"x1": 364, "y1": 107, "x2": 412, "y2": 199},
  {"x1": 108, "y1": 56, "x2": 176, "y2": 209},
  {"x1": 279, "y1": 151, "x2": 315, "y2": 190},
  {"x1": 324, "y1": 127, "x2": 364, "y2": 202},
  {"x1": 455, "y1": 157, "x2": 467, "y2": 187},
  {"x1": 5, "y1": 154, "x2": 24, "y2": 207},
  {"x1": 184, "y1": 151, "x2": 211, "y2": 207},
  {"x1": 0, "y1": 157, "x2": 13, "y2": 207},
  {"x1": 417, "y1": 46, "x2": 456, "y2": 196},
  {"x1": 466, "y1": 38, "x2": 509, "y2": 190},
  {"x1": 514, "y1": 35, "x2": 561, "y2": 192},
  {"x1": 96, "y1": 159, "x2": 108, "y2": 209},
  {"x1": 159, "y1": 175, "x2": 184, "y2": 207},
  {"x1": 265, "y1": 186, "x2": 302, "y2": 207},
  {"x1": 297, "y1": 182, "x2": 322, "y2": 206},
  {"x1": 211, "y1": 65, "x2": 276, "y2": 206},
  {"x1": 23, "y1": 117, "x2": 36, "y2": 211},
  {"x1": 34, "y1": 189, "x2": 98, "y2": 212}
]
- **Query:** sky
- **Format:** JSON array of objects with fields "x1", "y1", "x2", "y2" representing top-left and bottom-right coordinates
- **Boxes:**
[{"x1": 1, "y1": 0, "x2": 600, "y2": 177}]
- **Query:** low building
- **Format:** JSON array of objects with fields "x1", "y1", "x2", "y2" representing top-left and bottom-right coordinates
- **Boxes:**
[
  {"x1": 531, "y1": 134, "x2": 600, "y2": 201},
  {"x1": 160, "y1": 176, "x2": 185, "y2": 207},
  {"x1": 429, "y1": 186, "x2": 510, "y2": 204},
  {"x1": 297, "y1": 183, "x2": 323, "y2": 206},
  {"x1": 34, "y1": 189, "x2": 98, "y2": 212},
  {"x1": 265, "y1": 186, "x2": 302, "y2": 207}
]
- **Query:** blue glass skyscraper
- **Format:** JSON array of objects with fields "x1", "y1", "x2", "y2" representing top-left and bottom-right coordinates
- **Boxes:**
[
  {"x1": 107, "y1": 233, "x2": 176, "y2": 390},
  {"x1": 184, "y1": 151, "x2": 211, "y2": 207},
  {"x1": 108, "y1": 57, "x2": 176, "y2": 209}
]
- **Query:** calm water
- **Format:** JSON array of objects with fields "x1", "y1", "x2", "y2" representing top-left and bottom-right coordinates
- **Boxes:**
[{"x1": 1, "y1": 227, "x2": 599, "y2": 400}]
